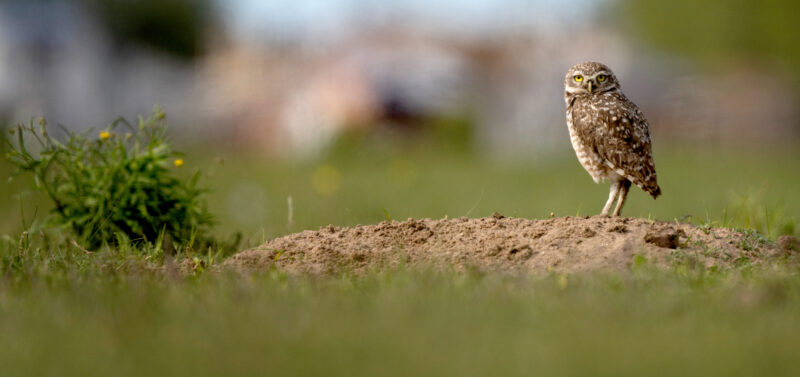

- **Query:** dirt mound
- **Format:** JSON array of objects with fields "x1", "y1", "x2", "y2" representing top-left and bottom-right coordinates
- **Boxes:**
[{"x1": 224, "y1": 215, "x2": 795, "y2": 275}]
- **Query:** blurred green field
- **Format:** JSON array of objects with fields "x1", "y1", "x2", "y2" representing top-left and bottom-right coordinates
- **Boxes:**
[
  {"x1": 2, "y1": 138, "x2": 800, "y2": 376},
  {"x1": 3, "y1": 0, "x2": 800, "y2": 374},
  {"x1": 205, "y1": 141, "x2": 800, "y2": 241},
  {"x1": 4, "y1": 138, "x2": 798, "y2": 245},
  {"x1": 2, "y1": 262, "x2": 800, "y2": 376}
]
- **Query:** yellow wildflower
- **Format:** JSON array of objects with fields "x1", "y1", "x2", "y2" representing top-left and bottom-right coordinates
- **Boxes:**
[
  {"x1": 99, "y1": 131, "x2": 111, "y2": 140},
  {"x1": 174, "y1": 159, "x2": 184, "y2": 167}
]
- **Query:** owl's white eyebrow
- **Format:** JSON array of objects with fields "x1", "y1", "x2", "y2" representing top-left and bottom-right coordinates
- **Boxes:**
[{"x1": 588, "y1": 71, "x2": 611, "y2": 78}]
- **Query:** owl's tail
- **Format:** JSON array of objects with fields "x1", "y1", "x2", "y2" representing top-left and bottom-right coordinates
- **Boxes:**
[
  {"x1": 649, "y1": 186, "x2": 662, "y2": 199},
  {"x1": 628, "y1": 165, "x2": 660, "y2": 199},
  {"x1": 631, "y1": 177, "x2": 661, "y2": 199}
]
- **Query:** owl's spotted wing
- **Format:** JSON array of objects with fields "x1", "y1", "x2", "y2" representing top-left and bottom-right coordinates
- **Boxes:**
[{"x1": 578, "y1": 96, "x2": 661, "y2": 198}]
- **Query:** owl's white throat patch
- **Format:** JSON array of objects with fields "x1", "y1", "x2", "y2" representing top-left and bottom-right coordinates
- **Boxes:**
[{"x1": 565, "y1": 86, "x2": 588, "y2": 94}]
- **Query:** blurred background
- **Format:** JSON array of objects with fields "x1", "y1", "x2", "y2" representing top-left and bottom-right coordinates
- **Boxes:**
[{"x1": 1, "y1": 0, "x2": 799, "y2": 242}]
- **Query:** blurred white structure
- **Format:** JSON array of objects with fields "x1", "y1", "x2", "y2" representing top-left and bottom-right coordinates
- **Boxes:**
[
  {"x1": 1, "y1": 1, "x2": 797, "y2": 157},
  {"x1": 0, "y1": 2, "x2": 200, "y2": 132}
]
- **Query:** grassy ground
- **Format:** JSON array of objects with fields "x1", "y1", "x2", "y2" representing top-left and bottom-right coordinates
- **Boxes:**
[
  {"x1": 221, "y1": 142, "x2": 797, "y2": 245},
  {"x1": 168, "y1": 141, "x2": 800, "y2": 242},
  {"x1": 6, "y1": 138, "x2": 797, "y2": 244},
  {"x1": 2, "y1": 258, "x2": 800, "y2": 376},
  {"x1": 2, "y1": 138, "x2": 800, "y2": 376}
]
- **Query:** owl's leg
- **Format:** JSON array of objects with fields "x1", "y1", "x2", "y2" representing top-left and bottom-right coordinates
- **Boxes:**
[
  {"x1": 612, "y1": 179, "x2": 632, "y2": 217},
  {"x1": 601, "y1": 181, "x2": 621, "y2": 216}
]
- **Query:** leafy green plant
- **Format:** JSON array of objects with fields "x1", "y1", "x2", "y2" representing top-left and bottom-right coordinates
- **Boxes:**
[{"x1": 5, "y1": 109, "x2": 212, "y2": 248}]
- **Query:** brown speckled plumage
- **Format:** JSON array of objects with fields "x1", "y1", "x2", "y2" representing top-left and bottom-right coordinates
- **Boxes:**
[{"x1": 564, "y1": 61, "x2": 661, "y2": 216}]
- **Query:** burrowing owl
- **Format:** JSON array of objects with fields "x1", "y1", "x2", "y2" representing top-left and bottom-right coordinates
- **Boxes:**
[{"x1": 564, "y1": 61, "x2": 661, "y2": 216}]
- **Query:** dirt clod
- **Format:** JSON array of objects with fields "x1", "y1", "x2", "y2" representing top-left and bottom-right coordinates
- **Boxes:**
[
  {"x1": 608, "y1": 224, "x2": 628, "y2": 233},
  {"x1": 225, "y1": 216, "x2": 785, "y2": 275},
  {"x1": 778, "y1": 235, "x2": 798, "y2": 253},
  {"x1": 644, "y1": 229, "x2": 682, "y2": 249},
  {"x1": 581, "y1": 227, "x2": 597, "y2": 238}
]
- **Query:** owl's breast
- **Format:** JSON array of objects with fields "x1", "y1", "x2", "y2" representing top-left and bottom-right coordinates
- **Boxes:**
[{"x1": 566, "y1": 101, "x2": 612, "y2": 183}]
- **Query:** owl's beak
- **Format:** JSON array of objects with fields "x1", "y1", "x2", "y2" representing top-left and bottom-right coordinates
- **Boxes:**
[{"x1": 586, "y1": 81, "x2": 594, "y2": 93}]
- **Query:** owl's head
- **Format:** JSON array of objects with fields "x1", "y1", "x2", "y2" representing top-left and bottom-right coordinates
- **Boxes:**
[{"x1": 564, "y1": 61, "x2": 620, "y2": 96}]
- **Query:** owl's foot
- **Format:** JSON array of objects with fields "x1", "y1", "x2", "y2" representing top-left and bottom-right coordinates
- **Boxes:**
[
  {"x1": 612, "y1": 180, "x2": 631, "y2": 216},
  {"x1": 602, "y1": 181, "x2": 620, "y2": 216},
  {"x1": 602, "y1": 179, "x2": 631, "y2": 217}
]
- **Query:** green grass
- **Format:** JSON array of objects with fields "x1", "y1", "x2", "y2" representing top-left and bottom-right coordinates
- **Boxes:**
[
  {"x1": 4, "y1": 138, "x2": 799, "y2": 244},
  {"x1": 199, "y1": 141, "x2": 799, "y2": 242},
  {"x1": 2, "y1": 137, "x2": 800, "y2": 376},
  {"x1": 1, "y1": 259, "x2": 800, "y2": 376}
]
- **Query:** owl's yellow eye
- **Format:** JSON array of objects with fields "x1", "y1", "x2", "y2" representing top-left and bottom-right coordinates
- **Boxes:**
[
  {"x1": 597, "y1": 74, "x2": 607, "y2": 82},
  {"x1": 573, "y1": 75, "x2": 583, "y2": 82}
]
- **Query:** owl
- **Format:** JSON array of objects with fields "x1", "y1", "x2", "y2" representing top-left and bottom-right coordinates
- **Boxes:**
[{"x1": 564, "y1": 61, "x2": 661, "y2": 216}]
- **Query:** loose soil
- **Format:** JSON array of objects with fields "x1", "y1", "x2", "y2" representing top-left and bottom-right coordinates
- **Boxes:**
[{"x1": 224, "y1": 215, "x2": 796, "y2": 275}]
